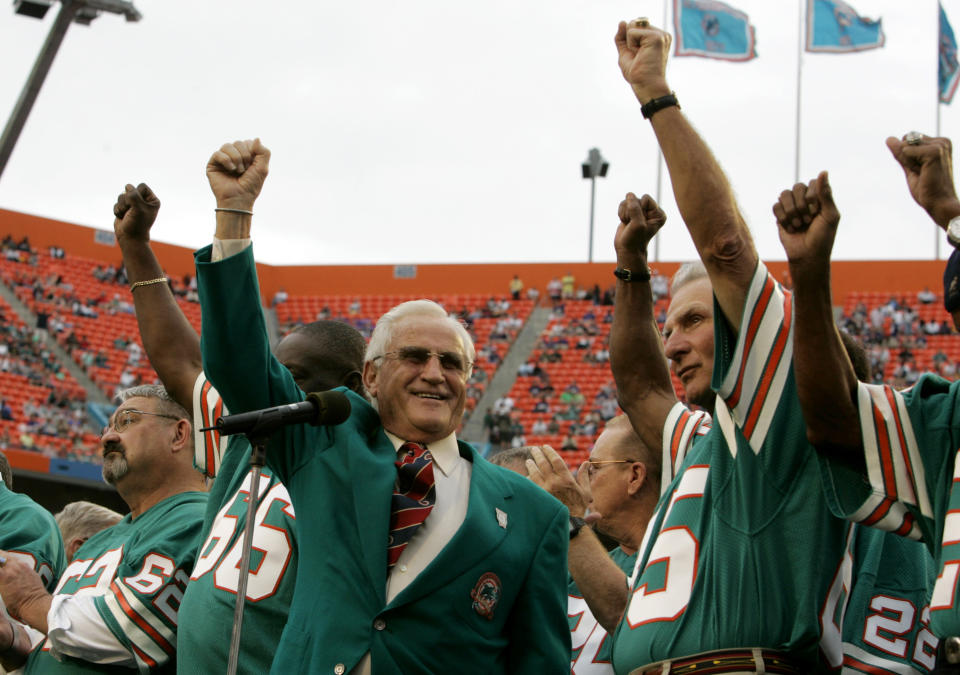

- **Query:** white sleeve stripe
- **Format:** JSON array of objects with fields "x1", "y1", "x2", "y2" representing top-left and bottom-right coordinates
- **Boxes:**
[
  {"x1": 858, "y1": 383, "x2": 933, "y2": 519},
  {"x1": 715, "y1": 399, "x2": 740, "y2": 459},
  {"x1": 661, "y1": 404, "x2": 712, "y2": 493},
  {"x1": 192, "y1": 373, "x2": 225, "y2": 477},
  {"x1": 718, "y1": 262, "x2": 771, "y2": 401},
  {"x1": 841, "y1": 641, "x2": 920, "y2": 674},
  {"x1": 103, "y1": 581, "x2": 176, "y2": 657},
  {"x1": 746, "y1": 326, "x2": 793, "y2": 453},
  {"x1": 102, "y1": 592, "x2": 171, "y2": 668}
]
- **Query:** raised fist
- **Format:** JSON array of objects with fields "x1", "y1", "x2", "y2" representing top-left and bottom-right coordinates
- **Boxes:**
[
  {"x1": 206, "y1": 138, "x2": 271, "y2": 210},
  {"x1": 113, "y1": 183, "x2": 160, "y2": 244},
  {"x1": 615, "y1": 192, "x2": 666, "y2": 264},
  {"x1": 615, "y1": 19, "x2": 672, "y2": 103}
]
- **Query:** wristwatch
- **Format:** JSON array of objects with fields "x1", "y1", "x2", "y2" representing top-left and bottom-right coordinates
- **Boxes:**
[
  {"x1": 948, "y1": 215, "x2": 960, "y2": 248},
  {"x1": 569, "y1": 515, "x2": 587, "y2": 540}
]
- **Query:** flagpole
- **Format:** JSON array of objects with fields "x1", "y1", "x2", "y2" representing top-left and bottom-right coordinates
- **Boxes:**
[
  {"x1": 654, "y1": 0, "x2": 669, "y2": 263},
  {"x1": 937, "y1": 1, "x2": 942, "y2": 260},
  {"x1": 795, "y1": 0, "x2": 805, "y2": 185}
]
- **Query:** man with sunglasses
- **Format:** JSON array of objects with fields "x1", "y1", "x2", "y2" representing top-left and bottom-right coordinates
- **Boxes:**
[
  {"x1": 193, "y1": 138, "x2": 569, "y2": 674},
  {"x1": 0, "y1": 385, "x2": 206, "y2": 673},
  {"x1": 110, "y1": 181, "x2": 367, "y2": 675}
]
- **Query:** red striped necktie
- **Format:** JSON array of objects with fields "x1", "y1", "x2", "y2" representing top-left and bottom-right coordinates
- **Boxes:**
[{"x1": 387, "y1": 442, "x2": 436, "y2": 571}]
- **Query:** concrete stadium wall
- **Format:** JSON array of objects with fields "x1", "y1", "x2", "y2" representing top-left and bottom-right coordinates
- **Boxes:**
[{"x1": 0, "y1": 208, "x2": 947, "y2": 302}]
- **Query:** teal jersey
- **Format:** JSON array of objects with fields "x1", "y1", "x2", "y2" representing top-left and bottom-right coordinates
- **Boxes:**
[
  {"x1": 841, "y1": 525, "x2": 938, "y2": 673},
  {"x1": 818, "y1": 373, "x2": 960, "y2": 639},
  {"x1": 25, "y1": 491, "x2": 206, "y2": 674},
  {"x1": 177, "y1": 375, "x2": 297, "y2": 675},
  {"x1": 195, "y1": 244, "x2": 570, "y2": 675},
  {"x1": 0, "y1": 483, "x2": 65, "y2": 591},
  {"x1": 568, "y1": 546, "x2": 637, "y2": 674},
  {"x1": 612, "y1": 263, "x2": 852, "y2": 673}
]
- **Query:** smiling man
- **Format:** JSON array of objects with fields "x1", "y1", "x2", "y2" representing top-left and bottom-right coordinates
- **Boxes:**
[
  {"x1": 194, "y1": 138, "x2": 570, "y2": 674},
  {"x1": 0, "y1": 385, "x2": 206, "y2": 673}
]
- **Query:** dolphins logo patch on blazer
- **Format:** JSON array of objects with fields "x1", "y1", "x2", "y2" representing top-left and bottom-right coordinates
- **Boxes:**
[{"x1": 470, "y1": 572, "x2": 502, "y2": 621}]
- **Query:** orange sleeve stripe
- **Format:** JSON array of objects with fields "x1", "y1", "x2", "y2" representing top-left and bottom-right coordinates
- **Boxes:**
[
  {"x1": 725, "y1": 275, "x2": 776, "y2": 410},
  {"x1": 110, "y1": 581, "x2": 175, "y2": 656},
  {"x1": 742, "y1": 289, "x2": 792, "y2": 441}
]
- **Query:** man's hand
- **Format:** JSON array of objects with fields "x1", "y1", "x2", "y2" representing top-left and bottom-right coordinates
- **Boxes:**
[
  {"x1": 206, "y1": 138, "x2": 271, "y2": 210},
  {"x1": 113, "y1": 183, "x2": 160, "y2": 245},
  {"x1": 772, "y1": 171, "x2": 840, "y2": 282},
  {"x1": 615, "y1": 19, "x2": 672, "y2": 104},
  {"x1": 0, "y1": 553, "x2": 49, "y2": 626},
  {"x1": 526, "y1": 446, "x2": 593, "y2": 518},
  {"x1": 615, "y1": 192, "x2": 666, "y2": 267},
  {"x1": 886, "y1": 134, "x2": 960, "y2": 229}
]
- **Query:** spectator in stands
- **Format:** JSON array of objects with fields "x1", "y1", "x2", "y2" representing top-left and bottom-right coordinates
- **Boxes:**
[
  {"x1": 54, "y1": 501, "x2": 123, "y2": 563},
  {"x1": 0, "y1": 400, "x2": 12, "y2": 421},
  {"x1": 561, "y1": 433, "x2": 578, "y2": 451},
  {"x1": 547, "y1": 418, "x2": 561, "y2": 434},
  {"x1": 532, "y1": 418, "x2": 548, "y2": 435},
  {"x1": 509, "y1": 274, "x2": 523, "y2": 300},
  {"x1": 0, "y1": 386, "x2": 205, "y2": 672},
  {"x1": 273, "y1": 287, "x2": 289, "y2": 306},
  {"x1": 547, "y1": 277, "x2": 562, "y2": 302},
  {"x1": 918, "y1": 286, "x2": 937, "y2": 304},
  {"x1": 562, "y1": 271, "x2": 576, "y2": 299}
]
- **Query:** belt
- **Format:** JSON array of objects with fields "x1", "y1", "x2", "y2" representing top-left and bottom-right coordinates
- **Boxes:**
[{"x1": 629, "y1": 648, "x2": 803, "y2": 675}]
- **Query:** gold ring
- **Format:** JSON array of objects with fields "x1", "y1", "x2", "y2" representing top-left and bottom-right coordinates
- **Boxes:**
[{"x1": 632, "y1": 17, "x2": 650, "y2": 27}]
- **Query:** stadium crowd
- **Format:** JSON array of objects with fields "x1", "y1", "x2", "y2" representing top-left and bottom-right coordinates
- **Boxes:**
[{"x1": 3, "y1": 16, "x2": 960, "y2": 675}]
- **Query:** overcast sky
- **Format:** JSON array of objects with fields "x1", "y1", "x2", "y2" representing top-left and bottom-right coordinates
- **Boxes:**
[{"x1": 0, "y1": 0, "x2": 957, "y2": 265}]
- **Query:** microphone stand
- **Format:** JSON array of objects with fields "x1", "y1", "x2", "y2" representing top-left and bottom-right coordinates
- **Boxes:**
[{"x1": 226, "y1": 410, "x2": 283, "y2": 675}]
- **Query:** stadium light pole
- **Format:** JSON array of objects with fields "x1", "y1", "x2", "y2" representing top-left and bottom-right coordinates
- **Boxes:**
[
  {"x1": 0, "y1": 0, "x2": 142, "y2": 182},
  {"x1": 581, "y1": 147, "x2": 608, "y2": 263}
]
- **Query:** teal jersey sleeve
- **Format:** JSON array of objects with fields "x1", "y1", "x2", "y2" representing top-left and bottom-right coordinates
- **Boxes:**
[
  {"x1": 568, "y1": 547, "x2": 638, "y2": 674},
  {"x1": 818, "y1": 374, "x2": 960, "y2": 638},
  {"x1": 0, "y1": 485, "x2": 66, "y2": 591},
  {"x1": 842, "y1": 525, "x2": 938, "y2": 674}
]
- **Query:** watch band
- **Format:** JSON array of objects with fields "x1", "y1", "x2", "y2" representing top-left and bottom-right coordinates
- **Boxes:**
[
  {"x1": 641, "y1": 92, "x2": 680, "y2": 120},
  {"x1": 569, "y1": 515, "x2": 587, "y2": 540},
  {"x1": 614, "y1": 266, "x2": 652, "y2": 282}
]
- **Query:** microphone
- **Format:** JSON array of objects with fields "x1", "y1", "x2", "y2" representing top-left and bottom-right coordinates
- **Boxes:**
[{"x1": 201, "y1": 390, "x2": 351, "y2": 437}]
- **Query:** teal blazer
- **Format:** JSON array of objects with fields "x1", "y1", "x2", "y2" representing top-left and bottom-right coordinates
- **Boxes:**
[{"x1": 196, "y1": 245, "x2": 570, "y2": 674}]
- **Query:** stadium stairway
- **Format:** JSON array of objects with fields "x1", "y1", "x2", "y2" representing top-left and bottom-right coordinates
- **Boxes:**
[
  {"x1": 461, "y1": 304, "x2": 554, "y2": 448},
  {"x1": 0, "y1": 278, "x2": 109, "y2": 407}
]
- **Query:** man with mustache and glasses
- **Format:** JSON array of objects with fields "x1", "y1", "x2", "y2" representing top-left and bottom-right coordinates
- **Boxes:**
[{"x1": 0, "y1": 385, "x2": 206, "y2": 673}]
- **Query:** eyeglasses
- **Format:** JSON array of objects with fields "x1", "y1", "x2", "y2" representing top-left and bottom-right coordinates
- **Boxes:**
[
  {"x1": 374, "y1": 347, "x2": 472, "y2": 375},
  {"x1": 584, "y1": 459, "x2": 637, "y2": 476},
  {"x1": 107, "y1": 408, "x2": 181, "y2": 434}
]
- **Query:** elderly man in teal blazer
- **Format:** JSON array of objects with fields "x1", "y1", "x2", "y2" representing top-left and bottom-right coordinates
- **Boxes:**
[{"x1": 194, "y1": 138, "x2": 570, "y2": 674}]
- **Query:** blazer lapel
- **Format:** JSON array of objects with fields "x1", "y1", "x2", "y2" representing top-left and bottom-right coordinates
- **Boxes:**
[{"x1": 386, "y1": 444, "x2": 514, "y2": 609}]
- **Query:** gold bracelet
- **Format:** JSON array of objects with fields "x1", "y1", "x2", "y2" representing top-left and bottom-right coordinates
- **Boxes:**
[
  {"x1": 130, "y1": 277, "x2": 168, "y2": 292},
  {"x1": 215, "y1": 207, "x2": 254, "y2": 216}
]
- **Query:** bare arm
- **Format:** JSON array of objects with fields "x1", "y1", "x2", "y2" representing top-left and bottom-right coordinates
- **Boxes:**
[
  {"x1": 526, "y1": 446, "x2": 628, "y2": 632},
  {"x1": 206, "y1": 139, "x2": 270, "y2": 241},
  {"x1": 113, "y1": 184, "x2": 200, "y2": 409},
  {"x1": 773, "y1": 172, "x2": 862, "y2": 466},
  {"x1": 616, "y1": 20, "x2": 756, "y2": 328},
  {"x1": 0, "y1": 615, "x2": 34, "y2": 670},
  {"x1": 609, "y1": 193, "x2": 677, "y2": 451}
]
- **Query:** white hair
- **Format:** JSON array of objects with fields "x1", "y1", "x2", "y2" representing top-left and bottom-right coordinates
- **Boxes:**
[
  {"x1": 115, "y1": 384, "x2": 190, "y2": 421},
  {"x1": 365, "y1": 300, "x2": 475, "y2": 378},
  {"x1": 670, "y1": 261, "x2": 709, "y2": 296}
]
